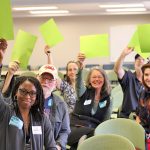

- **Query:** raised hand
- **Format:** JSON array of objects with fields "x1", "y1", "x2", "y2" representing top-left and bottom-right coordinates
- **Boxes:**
[
  {"x1": 8, "y1": 61, "x2": 20, "y2": 75},
  {"x1": 77, "y1": 52, "x2": 86, "y2": 63},
  {"x1": 121, "y1": 47, "x2": 134, "y2": 57},
  {"x1": 44, "y1": 45, "x2": 51, "y2": 55}
]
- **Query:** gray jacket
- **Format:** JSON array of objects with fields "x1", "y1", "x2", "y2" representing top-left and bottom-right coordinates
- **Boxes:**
[
  {"x1": 47, "y1": 93, "x2": 71, "y2": 150},
  {"x1": 0, "y1": 94, "x2": 56, "y2": 150}
]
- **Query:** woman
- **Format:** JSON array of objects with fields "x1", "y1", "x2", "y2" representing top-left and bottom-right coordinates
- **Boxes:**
[
  {"x1": 45, "y1": 45, "x2": 78, "y2": 113},
  {"x1": 136, "y1": 63, "x2": 150, "y2": 133},
  {"x1": 0, "y1": 76, "x2": 56, "y2": 150},
  {"x1": 68, "y1": 53, "x2": 112, "y2": 149}
]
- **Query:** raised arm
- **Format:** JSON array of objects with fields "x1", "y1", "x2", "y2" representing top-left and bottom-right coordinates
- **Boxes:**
[
  {"x1": 44, "y1": 45, "x2": 53, "y2": 65},
  {"x1": 0, "y1": 38, "x2": 7, "y2": 77},
  {"x1": 76, "y1": 53, "x2": 86, "y2": 98},
  {"x1": 2, "y1": 61, "x2": 19, "y2": 96},
  {"x1": 114, "y1": 47, "x2": 133, "y2": 79},
  {"x1": 0, "y1": 49, "x2": 5, "y2": 78}
]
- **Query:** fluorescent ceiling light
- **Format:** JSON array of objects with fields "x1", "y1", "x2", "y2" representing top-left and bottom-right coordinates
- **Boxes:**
[
  {"x1": 106, "y1": 8, "x2": 146, "y2": 12},
  {"x1": 29, "y1": 10, "x2": 69, "y2": 14},
  {"x1": 13, "y1": 6, "x2": 58, "y2": 11},
  {"x1": 99, "y1": 3, "x2": 144, "y2": 8}
]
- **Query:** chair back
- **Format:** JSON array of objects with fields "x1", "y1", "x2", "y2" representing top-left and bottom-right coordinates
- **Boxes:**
[
  {"x1": 77, "y1": 134, "x2": 136, "y2": 150},
  {"x1": 20, "y1": 71, "x2": 36, "y2": 77},
  {"x1": 111, "y1": 85, "x2": 123, "y2": 110},
  {"x1": 94, "y1": 118, "x2": 145, "y2": 150}
]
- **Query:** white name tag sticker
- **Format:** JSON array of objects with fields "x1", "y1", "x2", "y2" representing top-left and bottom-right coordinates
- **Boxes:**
[
  {"x1": 32, "y1": 126, "x2": 42, "y2": 135},
  {"x1": 84, "y1": 99, "x2": 92, "y2": 105}
]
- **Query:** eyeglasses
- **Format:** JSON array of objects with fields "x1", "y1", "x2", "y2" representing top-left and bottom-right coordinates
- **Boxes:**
[
  {"x1": 39, "y1": 76, "x2": 55, "y2": 83},
  {"x1": 18, "y1": 88, "x2": 37, "y2": 98},
  {"x1": 91, "y1": 76, "x2": 103, "y2": 79}
]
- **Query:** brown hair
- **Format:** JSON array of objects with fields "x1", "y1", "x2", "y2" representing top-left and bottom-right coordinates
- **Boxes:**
[
  {"x1": 86, "y1": 67, "x2": 111, "y2": 98},
  {"x1": 0, "y1": 38, "x2": 7, "y2": 50},
  {"x1": 64, "y1": 60, "x2": 79, "y2": 84},
  {"x1": 141, "y1": 63, "x2": 150, "y2": 89}
]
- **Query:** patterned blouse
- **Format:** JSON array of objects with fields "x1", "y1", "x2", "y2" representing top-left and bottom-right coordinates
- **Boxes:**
[{"x1": 60, "y1": 80, "x2": 77, "y2": 113}]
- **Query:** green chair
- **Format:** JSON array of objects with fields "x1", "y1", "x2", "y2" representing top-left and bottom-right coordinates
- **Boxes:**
[
  {"x1": 106, "y1": 70, "x2": 118, "y2": 86},
  {"x1": 94, "y1": 118, "x2": 145, "y2": 150},
  {"x1": 111, "y1": 85, "x2": 123, "y2": 118},
  {"x1": 58, "y1": 71, "x2": 64, "y2": 79},
  {"x1": 20, "y1": 71, "x2": 37, "y2": 77},
  {"x1": 77, "y1": 134, "x2": 136, "y2": 150}
]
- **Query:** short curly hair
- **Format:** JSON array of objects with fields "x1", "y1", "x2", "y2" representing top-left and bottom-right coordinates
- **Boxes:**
[{"x1": 0, "y1": 38, "x2": 7, "y2": 50}]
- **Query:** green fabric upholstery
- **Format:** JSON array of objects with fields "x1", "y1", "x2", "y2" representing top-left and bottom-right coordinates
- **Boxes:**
[
  {"x1": 20, "y1": 71, "x2": 36, "y2": 77},
  {"x1": 94, "y1": 118, "x2": 145, "y2": 150},
  {"x1": 77, "y1": 134, "x2": 135, "y2": 150},
  {"x1": 111, "y1": 85, "x2": 123, "y2": 112},
  {"x1": 106, "y1": 70, "x2": 118, "y2": 83}
]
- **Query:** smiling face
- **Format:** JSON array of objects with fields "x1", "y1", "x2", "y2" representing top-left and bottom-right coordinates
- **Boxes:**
[
  {"x1": 143, "y1": 68, "x2": 150, "y2": 89},
  {"x1": 16, "y1": 80, "x2": 37, "y2": 110},
  {"x1": 89, "y1": 69, "x2": 104, "y2": 90},
  {"x1": 38, "y1": 73, "x2": 56, "y2": 98}
]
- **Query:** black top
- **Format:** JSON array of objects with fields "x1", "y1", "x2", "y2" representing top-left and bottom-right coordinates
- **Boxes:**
[
  {"x1": 71, "y1": 88, "x2": 112, "y2": 128},
  {"x1": 118, "y1": 70, "x2": 143, "y2": 118}
]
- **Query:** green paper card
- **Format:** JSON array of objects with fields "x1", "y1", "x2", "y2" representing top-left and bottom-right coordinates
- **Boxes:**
[
  {"x1": 128, "y1": 31, "x2": 139, "y2": 48},
  {"x1": 128, "y1": 30, "x2": 150, "y2": 59},
  {"x1": 11, "y1": 30, "x2": 37, "y2": 68},
  {"x1": 138, "y1": 24, "x2": 150, "y2": 53},
  {"x1": 39, "y1": 18, "x2": 64, "y2": 47},
  {"x1": 0, "y1": 0, "x2": 14, "y2": 40},
  {"x1": 134, "y1": 46, "x2": 150, "y2": 60},
  {"x1": 80, "y1": 34, "x2": 109, "y2": 58}
]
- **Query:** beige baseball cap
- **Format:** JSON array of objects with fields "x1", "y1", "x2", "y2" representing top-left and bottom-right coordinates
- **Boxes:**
[{"x1": 38, "y1": 64, "x2": 58, "y2": 79}]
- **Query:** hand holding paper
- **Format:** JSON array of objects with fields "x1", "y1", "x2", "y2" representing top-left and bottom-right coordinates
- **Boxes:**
[
  {"x1": 128, "y1": 24, "x2": 150, "y2": 59},
  {"x1": 121, "y1": 47, "x2": 134, "y2": 57}
]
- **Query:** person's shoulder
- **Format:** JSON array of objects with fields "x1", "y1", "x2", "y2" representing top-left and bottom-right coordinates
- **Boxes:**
[
  {"x1": 121, "y1": 70, "x2": 135, "y2": 79},
  {"x1": 61, "y1": 79, "x2": 71, "y2": 87},
  {"x1": 52, "y1": 93, "x2": 66, "y2": 105},
  {"x1": 53, "y1": 94, "x2": 68, "y2": 111}
]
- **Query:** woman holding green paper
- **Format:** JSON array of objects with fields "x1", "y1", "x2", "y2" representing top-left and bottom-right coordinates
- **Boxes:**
[
  {"x1": 0, "y1": 50, "x2": 56, "y2": 149},
  {"x1": 44, "y1": 45, "x2": 78, "y2": 113},
  {"x1": 68, "y1": 52, "x2": 112, "y2": 149}
]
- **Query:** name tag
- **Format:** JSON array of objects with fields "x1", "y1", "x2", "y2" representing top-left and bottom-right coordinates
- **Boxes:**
[
  {"x1": 84, "y1": 99, "x2": 92, "y2": 105},
  {"x1": 9, "y1": 116, "x2": 23, "y2": 129},
  {"x1": 48, "y1": 99, "x2": 52, "y2": 107},
  {"x1": 99, "y1": 100, "x2": 107, "y2": 108},
  {"x1": 32, "y1": 126, "x2": 42, "y2": 135}
]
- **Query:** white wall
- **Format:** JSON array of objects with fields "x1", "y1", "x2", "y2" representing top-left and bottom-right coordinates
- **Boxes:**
[{"x1": 4, "y1": 14, "x2": 150, "y2": 69}]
